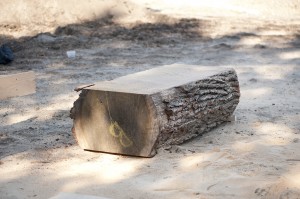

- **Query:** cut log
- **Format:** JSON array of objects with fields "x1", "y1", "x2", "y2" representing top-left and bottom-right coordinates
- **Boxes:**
[
  {"x1": 0, "y1": 71, "x2": 36, "y2": 100},
  {"x1": 70, "y1": 64, "x2": 240, "y2": 157}
]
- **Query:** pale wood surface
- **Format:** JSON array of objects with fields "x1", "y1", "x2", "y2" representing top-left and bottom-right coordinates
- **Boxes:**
[
  {"x1": 0, "y1": 71, "x2": 36, "y2": 100},
  {"x1": 88, "y1": 64, "x2": 222, "y2": 94}
]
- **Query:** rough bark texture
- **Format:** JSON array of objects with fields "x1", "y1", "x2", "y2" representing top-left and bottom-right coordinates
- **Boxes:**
[
  {"x1": 152, "y1": 69, "x2": 240, "y2": 147},
  {"x1": 70, "y1": 65, "x2": 240, "y2": 157}
]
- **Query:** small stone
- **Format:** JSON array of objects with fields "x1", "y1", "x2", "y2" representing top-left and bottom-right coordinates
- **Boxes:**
[
  {"x1": 36, "y1": 34, "x2": 56, "y2": 43},
  {"x1": 249, "y1": 78, "x2": 258, "y2": 82},
  {"x1": 254, "y1": 44, "x2": 267, "y2": 49},
  {"x1": 293, "y1": 138, "x2": 299, "y2": 143}
]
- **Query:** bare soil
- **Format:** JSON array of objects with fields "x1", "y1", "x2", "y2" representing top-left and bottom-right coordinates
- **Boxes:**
[{"x1": 0, "y1": 1, "x2": 299, "y2": 199}]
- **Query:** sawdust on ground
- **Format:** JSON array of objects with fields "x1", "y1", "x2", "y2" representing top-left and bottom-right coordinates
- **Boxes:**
[{"x1": 0, "y1": 1, "x2": 300, "y2": 199}]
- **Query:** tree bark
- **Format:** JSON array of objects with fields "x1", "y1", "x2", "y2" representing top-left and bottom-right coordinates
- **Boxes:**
[{"x1": 70, "y1": 64, "x2": 240, "y2": 157}]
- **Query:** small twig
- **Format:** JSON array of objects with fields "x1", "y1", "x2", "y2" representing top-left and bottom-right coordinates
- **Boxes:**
[
  {"x1": 74, "y1": 83, "x2": 95, "y2": 92},
  {"x1": 286, "y1": 159, "x2": 300, "y2": 161}
]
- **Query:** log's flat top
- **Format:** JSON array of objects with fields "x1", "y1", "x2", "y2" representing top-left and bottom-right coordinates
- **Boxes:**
[{"x1": 87, "y1": 64, "x2": 231, "y2": 94}]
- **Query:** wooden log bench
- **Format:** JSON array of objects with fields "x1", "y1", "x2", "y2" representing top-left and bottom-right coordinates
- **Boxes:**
[{"x1": 70, "y1": 64, "x2": 240, "y2": 157}]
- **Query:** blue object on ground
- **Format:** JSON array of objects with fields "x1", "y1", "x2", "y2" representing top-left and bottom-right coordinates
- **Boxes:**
[{"x1": 0, "y1": 44, "x2": 14, "y2": 64}]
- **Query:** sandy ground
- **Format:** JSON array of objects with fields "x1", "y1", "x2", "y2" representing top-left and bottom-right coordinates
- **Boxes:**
[{"x1": 0, "y1": 1, "x2": 300, "y2": 199}]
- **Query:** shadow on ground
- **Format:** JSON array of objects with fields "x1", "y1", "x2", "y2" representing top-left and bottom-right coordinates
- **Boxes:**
[
  {"x1": 0, "y1": 9, "x2": 299, "y2": 161},
  {"x1": 0, "y1": 12, "x2": 299, "y2": 199}
]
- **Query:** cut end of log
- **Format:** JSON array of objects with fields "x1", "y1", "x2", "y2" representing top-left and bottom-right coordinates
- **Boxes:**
[
  {"x1": 70, "y1": 64, "x2": 240, "y2": 157},
  {"x1": 71, "y1": 90, "x2": 160, "y2": 157}
]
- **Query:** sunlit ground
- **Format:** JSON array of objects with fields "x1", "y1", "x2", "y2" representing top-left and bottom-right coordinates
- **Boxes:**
[{"x1": 0, "y1": 0, "x2": 300, "y2": 199}]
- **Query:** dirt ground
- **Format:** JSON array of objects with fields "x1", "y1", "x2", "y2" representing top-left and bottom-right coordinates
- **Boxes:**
[{"x1": 0, "y1": 1, "x2": 300, "y2": 199}]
